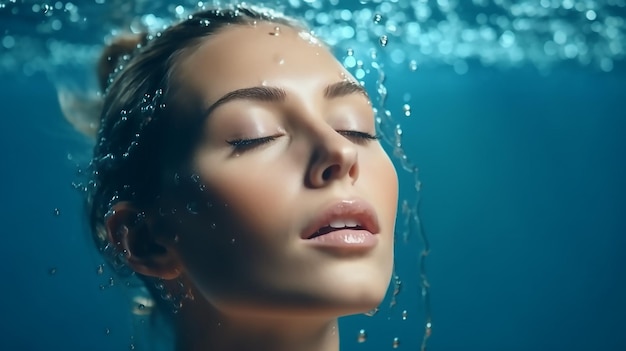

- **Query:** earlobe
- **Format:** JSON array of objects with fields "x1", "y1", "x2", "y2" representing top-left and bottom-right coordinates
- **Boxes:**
[{"x1": 105, "y1": 201, "x2": 182, "y2": 280}]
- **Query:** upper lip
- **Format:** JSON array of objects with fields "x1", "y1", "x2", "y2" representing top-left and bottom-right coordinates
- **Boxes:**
[{"x1": 301, "y1": 198, "x2": 380, "y2": 239}]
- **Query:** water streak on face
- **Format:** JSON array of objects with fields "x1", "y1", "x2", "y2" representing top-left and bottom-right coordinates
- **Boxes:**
[{"x1": 170, "y1": 23, "x2": 398, "y2": 319}]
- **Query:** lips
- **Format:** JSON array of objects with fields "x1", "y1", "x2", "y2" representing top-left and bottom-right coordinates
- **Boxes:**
[{"x1": 301, "y1": 198, "x2": 380, "y2": 240}]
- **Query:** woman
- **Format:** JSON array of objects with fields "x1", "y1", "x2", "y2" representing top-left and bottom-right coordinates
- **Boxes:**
[{"x1": 72, "y1": 5, "x2": 398, "y2": 351}]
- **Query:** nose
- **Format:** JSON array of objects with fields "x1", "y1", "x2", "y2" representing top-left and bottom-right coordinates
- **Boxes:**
[{"x1": 306, "y1": 128, "x2": 360, "y2": 188}]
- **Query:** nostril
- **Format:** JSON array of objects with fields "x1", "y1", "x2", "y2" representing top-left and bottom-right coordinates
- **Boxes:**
[{"x1": 321, "y1": 166, "x2": 336, "y2": 181}]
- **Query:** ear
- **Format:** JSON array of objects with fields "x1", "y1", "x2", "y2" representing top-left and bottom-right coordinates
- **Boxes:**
[{"x1": 105, "y1": 201, "x2": 181, "y2": 280}]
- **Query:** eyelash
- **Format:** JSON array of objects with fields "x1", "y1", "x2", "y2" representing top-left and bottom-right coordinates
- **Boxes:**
[{"x1": 227, "y1": 130, "x2": 378, "y2": 152}]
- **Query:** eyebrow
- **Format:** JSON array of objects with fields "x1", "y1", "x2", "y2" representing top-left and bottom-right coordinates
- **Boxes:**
[{"x1": 203, "y1": 80, "x2": 369, "y2": 117}]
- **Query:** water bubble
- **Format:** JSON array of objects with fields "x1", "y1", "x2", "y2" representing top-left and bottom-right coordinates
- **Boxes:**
[
  {"x1": 210, "y1": 222, "x2": 217, "y2": 230},
  {"x1": 357, "y1": 329, "x2": 367, "y2": 343},
  {"x1": 403, "y1": 104, "x2": 411, "y2": 117},
  {"x1": 138, "y1": 304, "x2": 145, "y2": 310},
  {"x1": 129, "y1": 343, "x2": 135, "y2": 350},
  {"x1": 105, "y1": 328, "x2": 110, "y2": 335},
  {"x1": 230, "y1": 238, "x2": 236, "y2": 245},
  {"x1": 96, "y1": 264, "x2": 104, "y2": 275},
  {"x1": 48, "y1": 267, "x2": 57, "y2": 275},
  {"x1": 41, "y1": 3, "x2": 51, "y2": 14},
  {"x1": 402, "y1": 309, "x2": 408, "y2": 320},
  {"x1": 379, "y1": 35, "x2": 388, "y2": 47},
  {"x1": 373, "y1": 13, "x2": 383, "y2": 24},
  {"x1": 409, "y1": 60, "x2": 418, "y2": 71},
  {"x1": 52, "y1": 208, "x2": 60, "y2": 216},
  {"x1": 186, "y1": 202, "x2": 198, "y2": 215},
  {"x1": 392, "y1": 337, "x2": 400, "y2": 348}
]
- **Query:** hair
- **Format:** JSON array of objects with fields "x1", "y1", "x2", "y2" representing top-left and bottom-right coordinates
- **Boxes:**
[
  {"x1": 68, "y1": 5, "x2": 305, "y2": 314},
  {"x1": 89, "y1": 6, "x2": 301, "y2": 252}
]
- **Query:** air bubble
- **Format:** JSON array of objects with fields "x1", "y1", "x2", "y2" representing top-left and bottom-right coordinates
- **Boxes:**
[
  {"x1": 52, "y1": 208, "x2": 60, "y2": 216},
  {"x1": 96, "y1": 264, "x2": 104, "y2": 275},
  {"x1": 392, "y1": 337, "x2": 400, "y2": 348},
  {"x1": 48, "y1": 267, "x2": 57, "y2": 275},
  {"x1": 357, "y1": 329, "x2": 367, "y2": 343},
  {"x1": 403, "y1": 104, "x2": 411, "y2": 117},
  {"x1": 105, "y1": 328, "x2": 110, "y2": 335},
  {"x1": 379, "y1": 35, "x2": 388, "y2": 47},
  {"x1": 41, "y1": 3, "x2": 51, "y2": 14},
  {"x1": 409, "y1": 60, "x2": 418, "y2": 71},
  {"x1": 186, "y1": 202, "x2": 199, "y2": 215},
  {"x1": 402, "y1": 309, "x2": 408, "y2": 320},
  {"x1": 373, "y1": 13, "x2": 382, "y2": 24}
]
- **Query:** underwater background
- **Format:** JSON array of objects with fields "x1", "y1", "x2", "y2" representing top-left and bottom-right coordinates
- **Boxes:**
[{"x1": 1, "y1": 0, "x2": 625, "y2": 350}]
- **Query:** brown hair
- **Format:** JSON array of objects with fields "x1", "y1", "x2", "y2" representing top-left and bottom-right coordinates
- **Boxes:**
[{"x1": 88, "y1": 6, "x2": 301, "y2": 253}]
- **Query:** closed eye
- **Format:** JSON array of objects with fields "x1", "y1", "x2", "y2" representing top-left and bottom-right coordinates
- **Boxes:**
[
  {"x1": 226, "y1": 135, "x2": 279, "y2": 152},
  {"x1": 337, "y1": 130, "x2": 379, "y2": 145}
]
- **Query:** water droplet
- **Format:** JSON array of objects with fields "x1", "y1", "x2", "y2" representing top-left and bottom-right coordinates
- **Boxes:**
[
  {"x1": 373, "y1": 13, "x2": 383, "y2": 24},
  {"x1": 52, "y1": 208, "x2": 60, "y2": 216},
  {"x1": 392, "y1": 337, "x2": 400, "y2": 348},
  {"x1": 364, "y1": 307, "x2": 378, "y2": 316},
  {"x1": 402, "y1": 310, "x2": 408, "y2": 320},
  {"x1": 155, "y1": 281, "x2": 165, "y2": 290},
  {"x1": 403, "y1": 104, "x2": 411, "y2": 117},
  {"x1": 409, "y1": 60, "x2": 418, "y2": 71},
  {"x1": 48, "y1": 267, "x2": 57, "y2": 275},
  {"x1": 96, "y1": 264, "x2": 104, "y2": 275},
  {"x1": 269, "y1": 26, "x2": 281, "y2": 36},
  {"x1": 357, "y1": 329, "x2": 367, "y2": 343},
  {"x1": 379, "y1": 35, "x2": 388, "y2": 47}
]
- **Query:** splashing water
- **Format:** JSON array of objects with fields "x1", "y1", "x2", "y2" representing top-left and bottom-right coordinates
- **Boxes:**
[{"x1": 1, "y1": 0, "x2": 624, "y2": 77}]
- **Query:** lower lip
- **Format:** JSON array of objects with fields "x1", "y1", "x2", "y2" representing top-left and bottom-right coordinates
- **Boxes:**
[{"x1": 304, "y1": 229, "x2": 378, "y2": 249}]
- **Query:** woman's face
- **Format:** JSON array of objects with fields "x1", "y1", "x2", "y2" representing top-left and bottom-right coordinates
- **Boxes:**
[{"x1": 169, "y1": 22, "x2": 398, "y2": 318}]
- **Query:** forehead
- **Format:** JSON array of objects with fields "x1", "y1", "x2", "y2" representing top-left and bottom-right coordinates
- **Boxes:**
[{"x1": 176, "y1": 22, "x2": 350, "y2": 105}]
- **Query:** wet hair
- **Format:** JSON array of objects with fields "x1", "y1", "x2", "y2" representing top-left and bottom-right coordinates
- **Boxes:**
[
  {"x1": 65, "y1": 6, "x2": 305, "y2": 317},
  {"x1": 88, "y1": 6, "x2": 302, "y2": 253}
]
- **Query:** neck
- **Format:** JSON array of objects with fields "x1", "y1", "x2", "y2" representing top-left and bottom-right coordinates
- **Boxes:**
[{"x1": 174, "y1": 299, "x2": 340, "y2": 351}]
